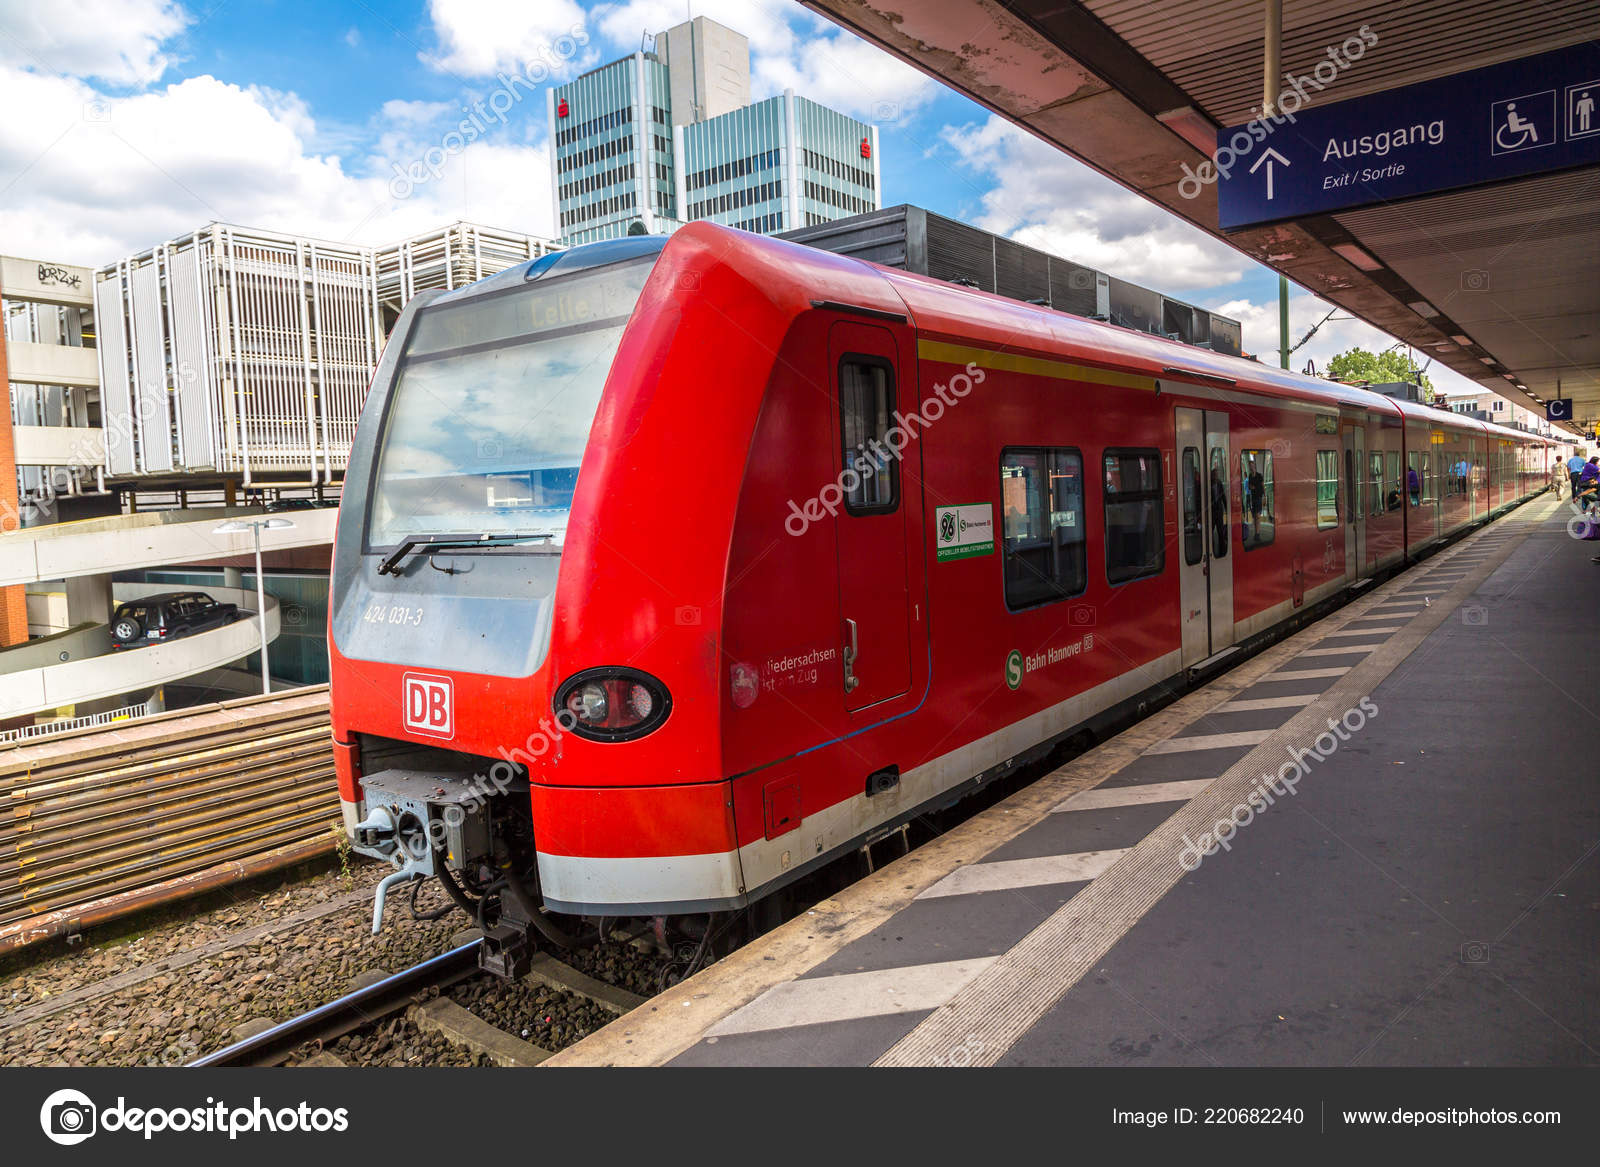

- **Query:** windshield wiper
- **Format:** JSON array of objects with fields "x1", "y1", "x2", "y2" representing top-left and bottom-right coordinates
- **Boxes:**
[{"x1": 376, "y1": 532, "x2": 557, "y2": 576}]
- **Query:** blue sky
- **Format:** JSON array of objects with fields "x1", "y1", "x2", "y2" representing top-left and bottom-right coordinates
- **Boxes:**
[{"x1": 0, "y1": 0, "x2": 1483, "y2": 393}]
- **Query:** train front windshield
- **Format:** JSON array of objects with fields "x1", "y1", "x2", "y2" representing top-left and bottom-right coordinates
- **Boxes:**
[{"x1": 368, "y1": 256, "x2": 657, "y2": 547}]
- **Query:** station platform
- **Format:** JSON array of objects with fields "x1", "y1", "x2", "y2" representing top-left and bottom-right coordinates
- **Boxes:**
[{"x1": 550, "y1": 495, "x2": 1598, "y2": 1067}]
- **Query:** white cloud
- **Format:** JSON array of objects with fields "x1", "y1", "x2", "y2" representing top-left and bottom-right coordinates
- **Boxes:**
[
  {"x1": 422, "y1": 0, "x2": 591, "y2": 78},
  {"x1": 381, "y1": 99, "x2": 455, "y2": 126},
  {"x1": 0, "y1": 65, "x2": 556, "y2": 266},
  {"x1": 943, "y1": 115, "x2": 1246, "y2": 290},
  {"x1": 592, "y1": 1, "x2": 937, "y2": 121},
  {"x1": 594, "y1": 0, "x2": 798, "y2": 59},
  {"x1": 754, "y1": 26, "x2": 938, "y2": 122},
  {"x1": 0, "y1": 0, "x2": 189, "y2": 86},
  {"x1": 1212, "y1": 290, "x2": 1493, "y2": 398}
]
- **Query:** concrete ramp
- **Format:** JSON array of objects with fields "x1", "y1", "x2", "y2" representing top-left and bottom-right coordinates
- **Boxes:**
[
  {"x1": 0, "y1": 505, "x2": 335, "y2": 587},
  {"x1": 0, "y1": 585, "x2": 281, "y2": 718}
]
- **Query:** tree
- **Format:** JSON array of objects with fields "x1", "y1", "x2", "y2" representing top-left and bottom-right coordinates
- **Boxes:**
[{"x1": 1326, "y1": 347, "x2": 1435, "y2": 396}]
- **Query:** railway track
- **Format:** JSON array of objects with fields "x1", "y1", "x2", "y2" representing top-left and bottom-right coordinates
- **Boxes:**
[
  {"x1": 190, "y1": 939, "x2": 649, "y2": 1068},
  {"x1": 191, "y1": 943, "x2": 483, "y2": 1067}
]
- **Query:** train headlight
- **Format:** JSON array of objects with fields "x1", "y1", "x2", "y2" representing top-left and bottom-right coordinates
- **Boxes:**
[
  {"x1": 568, "y1": 682, "x2": 609, "y2": 723},
  {"x1": 555, "y1": 668, "x2": 672, "y2": 741}
]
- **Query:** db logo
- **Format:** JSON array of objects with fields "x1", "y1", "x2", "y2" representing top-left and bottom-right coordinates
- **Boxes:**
[{"x1": 403, "y1": 673, "x2": 454, "y2": 739}]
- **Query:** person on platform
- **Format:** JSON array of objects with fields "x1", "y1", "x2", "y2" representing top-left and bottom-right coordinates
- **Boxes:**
[
  {"x1": 1579, "y1": 457, "x2": 1599, "y2": 515},
  {"x1": 1407, "y1": 465, "x2": 1421, "y2": 506},
  {"x1": 1568, "y1": 451, "x2": 1588, "y2": 499},
  {"x1": 1577, "y1": 460, "x2": 1600, "y2": 563}
]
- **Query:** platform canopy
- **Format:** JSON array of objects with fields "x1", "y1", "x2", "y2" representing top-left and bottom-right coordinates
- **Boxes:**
[{"x1": 803, "y1": 1, "x2": 1599, "y2": 439}]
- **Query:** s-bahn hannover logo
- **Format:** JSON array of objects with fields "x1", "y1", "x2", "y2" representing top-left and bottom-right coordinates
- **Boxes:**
[{"x1": 403, "y1": 672, "x2": 454, "y2": 739}]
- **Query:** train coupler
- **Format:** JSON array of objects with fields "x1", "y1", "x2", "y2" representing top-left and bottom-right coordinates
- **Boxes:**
[
  {"x1": 476, "y1": 874, "x2": 544, "y2": 980},
  {"x1": 478, "y1": 923, "x2": 534, "y2": 980},
  {"x1": 347, "y1": 769, "x2": 496, "y2": 934}
]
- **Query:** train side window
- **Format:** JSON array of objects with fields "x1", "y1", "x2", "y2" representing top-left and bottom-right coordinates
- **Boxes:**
[
  {"x1": 1385, "y1": 451, "x2": 1403, "y2": 512},
  {"x1": 838, "y1": 357, "x2": 898, "y2": 514},
  {"x1": 1000, "y1": 447, "x2": 1086, "y2": 609},
  {"x1": 1407, "y1": 451, "x2": 1427, "y2": 506},
  {"x1": 1315, "y1": 450, "x2": 1339, "y2": 528},
  {"x1": 1240, "y1": 449, "x2": 1274, "y2": 548},
  {"x1": 1368, "y1": 452, "x2": 1383, "y2": 517},
  {"x1": 1208, "y1": 446, "x2": 1229, "y2": 559},
  {"x1": 1103, "y1": 447, "x2": 1164, "y2": 584},
  {"x1": 1181, "y1": 448, "x2": 1203, "y2": 566}
]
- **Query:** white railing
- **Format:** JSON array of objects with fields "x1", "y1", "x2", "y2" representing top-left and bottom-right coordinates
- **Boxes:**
[{"x1": 0, "y1": 697, "x2": 156, "y2": 744}]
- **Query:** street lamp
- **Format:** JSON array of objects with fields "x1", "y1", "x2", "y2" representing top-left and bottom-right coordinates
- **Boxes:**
[{"x1": 212, "y1": 517, "x2": 295, "y2": 694}]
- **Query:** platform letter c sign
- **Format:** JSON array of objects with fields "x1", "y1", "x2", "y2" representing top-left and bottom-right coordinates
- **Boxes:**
[{"x1": 404, "y1": 673, "x2": 455, "y2": 739}]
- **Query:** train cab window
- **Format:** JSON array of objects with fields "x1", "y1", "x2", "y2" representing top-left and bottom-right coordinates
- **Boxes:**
[
  {"x1": 1103, "y1": 448, "x2": 1164, "y2": 584},
  {"x1": 1240, "y1": 449, "x2": 1274, "y2": 548},
  {"x1": 1208, "y1": 446, "x2": 1229, "y2": 559},
  {"x1": 1000, "y1": 447, "x2": 1086, "y2": 609},
  {"x1": 369, "y1": 254, "x2": 658, "y2": 548},
  {"x1": 838, "y1": 358, "x2": 898, "y2": 513},
  {"x1": 1315, "y1": 450, "x2": 1339, "y2": 529},
  {"x1": 1385, "y1": 452, "x2": 1403, "y2": 511},
  {"x1": 1368, "y1": 452, "x2": 1384, "y2": 517},
  {"x1": 1181, "y1": 448, "x2": 1203, "y2": 565}
]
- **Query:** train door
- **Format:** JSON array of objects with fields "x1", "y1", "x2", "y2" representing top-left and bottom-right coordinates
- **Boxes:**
[
  {"x1": 829, "y1": 321, "x2": 913, "y2": 713},
  {"x1": 1176, "y1": 407, "x2": 1233, "y2": 668},
  {"x1": 1343, "y1": 424, "x2": 1366, "y2": 576}
]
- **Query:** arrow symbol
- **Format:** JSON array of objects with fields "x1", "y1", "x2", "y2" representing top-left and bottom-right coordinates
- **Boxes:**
[{"x1": 1249, "y1": 147, "x2": 1291, "y2": 200}]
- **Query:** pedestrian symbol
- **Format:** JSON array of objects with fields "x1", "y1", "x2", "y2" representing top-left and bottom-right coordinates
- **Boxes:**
[
  {"x1": 1490, "y1": 90, "x2": 1554, "y2": 155},
  {"x1": 1566, "y1": 80, "x2": 1599, "y2": 140}
]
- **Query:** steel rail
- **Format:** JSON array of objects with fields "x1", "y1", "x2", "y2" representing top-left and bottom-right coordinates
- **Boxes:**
[{"x1": 188, "y1": 942, "x2": 484, "y2": 1067}]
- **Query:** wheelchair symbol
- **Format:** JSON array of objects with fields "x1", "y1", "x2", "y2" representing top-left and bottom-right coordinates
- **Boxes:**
[
  {"x1": 1491, "y1": 92, "x2": 1554, "y2": 155},
  {"x1": 1496, "y1": 104, "x2": 1538, "y2": 150}
]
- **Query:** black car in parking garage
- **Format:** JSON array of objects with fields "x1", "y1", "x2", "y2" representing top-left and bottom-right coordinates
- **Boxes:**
[{"x1": 109, "y1": 592, "x2": 241, "y2": 649}]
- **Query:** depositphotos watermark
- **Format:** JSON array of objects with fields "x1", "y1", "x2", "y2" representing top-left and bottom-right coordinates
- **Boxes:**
[
  {"x1": 1178, "y1": 697, "x2": 1379, "y2": 872},
  {"x1": 1177, "y1": 24, "x2": 1379, "y2": 200},
  {"x1": 785, "y1": 361, "x2": 986, "y2": 536},
  {"x1": 39, "y1": 1088, "x2": 349, "y2": 1145},
  {"x1": 1564, "y1": 492, "x2": 1597, "y2": 541}
]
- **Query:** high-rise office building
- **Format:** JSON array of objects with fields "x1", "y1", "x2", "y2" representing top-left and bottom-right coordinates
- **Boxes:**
[
  {"x1": 549, "y1": 17, "x2": 880, "y2": 244},
  {"x1": 678, "y1": 93, "x2": 879, "y2": 235}
]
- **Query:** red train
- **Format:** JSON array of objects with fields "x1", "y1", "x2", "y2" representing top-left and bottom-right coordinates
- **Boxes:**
[{"x1": 329, "y1": 223, "x2": 1557, "y2": 974}]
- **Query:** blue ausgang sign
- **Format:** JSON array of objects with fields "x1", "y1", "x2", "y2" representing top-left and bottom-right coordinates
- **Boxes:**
[{"x1": 1215, "y1": 41, "x2": 1600, "y2": 230}]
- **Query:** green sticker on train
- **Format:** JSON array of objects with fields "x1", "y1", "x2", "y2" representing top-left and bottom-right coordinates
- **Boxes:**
[{"x1": 935, "y1": 503, "x2": 996, "y2": 561}]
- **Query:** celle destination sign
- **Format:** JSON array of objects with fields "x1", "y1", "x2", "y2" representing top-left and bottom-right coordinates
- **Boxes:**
[{"x1": 1215, "y1": 41, "x2": 1600, "y2": 230}]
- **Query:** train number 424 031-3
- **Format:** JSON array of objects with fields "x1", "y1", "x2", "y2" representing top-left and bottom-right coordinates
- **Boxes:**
[{"x1": 363, "y1": 603, "x2": 424, "y2": 627}]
